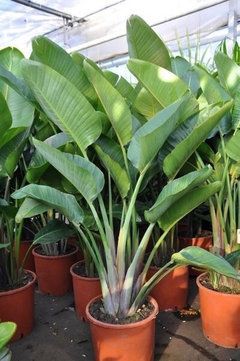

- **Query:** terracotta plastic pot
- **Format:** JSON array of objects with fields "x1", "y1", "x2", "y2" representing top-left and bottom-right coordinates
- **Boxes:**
[
  {"x1": 70, "y1": 261, "x2": 101, "y2": 321},
  {"x1": 197, "y1": 273, "x2": 240, "y2": 348},
  {"x1": 86, "y1": 296, "x2": 158, "y2": 361},
  {"x1": 179, "y1": 233, "x2": 212, "y2": 276},
  {"x1": 179, "y1": 233, "x2": 212, "y2": 250},
  {"x1": 19, "y1": 241, "x2": 35, "y2": 272},
  {"x1": 0, "y1": 270, "x2": 36, "y2": 341},
  {"x1": 33, "y1": 245, "x2": 78, "y2": 296},
  {"x1": 147, "y1": 266, "x2": 189, "y2": 311}
]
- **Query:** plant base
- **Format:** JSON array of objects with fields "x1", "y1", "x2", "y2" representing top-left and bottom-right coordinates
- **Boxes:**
[{"x1": 86, "y1": 296, "x2": 158, "y2": 361}]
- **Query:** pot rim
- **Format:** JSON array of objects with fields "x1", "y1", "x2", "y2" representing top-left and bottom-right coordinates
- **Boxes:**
[
  {"x1": 0, "y1": 270, "x2": 36, "y2": 296},
  {"x1": 32, "y1": 245, "x2": 78, "y2": 260},
  {"x1": 70, "y1": 260, "x2": 100, "y2": 281},
  {"x1": 86, "y1": 295, "x2": 159, "y2": 329},
  {"x1": 197, "y1": 272, "x2": 240, "y2": 298},
  {"x1": 179, "y1": 233, "x2": 213, "y2": 241}
]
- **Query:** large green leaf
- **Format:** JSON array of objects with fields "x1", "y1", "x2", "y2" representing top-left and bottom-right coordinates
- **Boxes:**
[
  {"x1": 0, "y1": 199, "x2": 17, "y2": 218},
  {"x1": 163, "y1": 101, "x2": 233, "y2": 178},
  {"x1": 171, "y1": 56, "x2": 200, "y2": 95},
  {"x1": 0, "y1": 129, "x2": 29, "y2": 178},
  {"x1": 145, "y1": 166, "x2": 213, "y2": 223},
  {"x1": 12, "y1": 184, "x2": 83, "y2": 224},
  {"x1": 158, "y1": 182, "x2": 221, "y2": 230},
  {"x1": 104, "y1": 70, "x2": 138, "y2": 105},
  {"x1": 32, "y1": 36, "x2": 97, "y2": 104},
  {"x1": 127, "y1": 59, "x2": 189, "y2": 108},
  {"x1": 14, "y1": 197, "x2": 49, "y2": 222},
  {"x1": 215, "y1": 51, "x2": 240, "y2": 96},
  {"x1": 32, "y1": 138, "x2": 104, "y2": 203},
  {"x1": 194, "y1": 64, "x2": 230, "y2": 103},
  {"x1": 21, "y1": 60, "x2": 101, "y2": 154},
  {"x1": 225, "y1": 130, "x2": 240, "y2": 161},
  {"x1": 0, "y1": 322, "x2": 16, "y2": 350},
  {"x1": 0, "y1": 47, "x2": 34, "y2": 128},
  {"x1": 133, "y1": 87, "x2": 162, "y2": 119},
  {"x1": 33, "y1": 219, "x2": 75, "y2": 245},
  {"x1": 127, "y1": 15, "x2": 171, "y2": 70},
  {"x1": 172, "y1": 246, "x2": 240, "y2": 280},
  {"x1": 127, "y1": 96, "x2": 192, "y2": 172},
  {"x1": 26, "y1": 132, "x2": 71, "y2": 183},
  {"x1": 0, "y1": 93, "x2": 12, "y2": 145},
  {"x1": 94, "y1": 136, "x2": 130, "y2": 198},
  {"x1": 84, "y1": 60, "x2": 132, "y2": 146}
]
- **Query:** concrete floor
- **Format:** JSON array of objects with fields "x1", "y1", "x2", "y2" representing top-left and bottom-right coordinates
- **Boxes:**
[{"x1": 11, "y1": 280, "x2": 240, "y2": 361}]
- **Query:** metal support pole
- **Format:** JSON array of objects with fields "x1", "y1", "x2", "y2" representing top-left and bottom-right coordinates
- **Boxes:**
[{"x1": 11, "y1": 0, "x2": 74, "y2": 20}]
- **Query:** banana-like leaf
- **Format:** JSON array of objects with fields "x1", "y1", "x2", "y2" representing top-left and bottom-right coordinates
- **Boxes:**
[
  {"x1": 32, "y1": 138, "x2": 104, "y2": 203},
  {"x1": 215, "y1": 51, "x2": 240, "y2": 96},
  {"x1": 171, "y1": 56, "x2": 200, "y2": 95},
  {"x1": 71, "y1": 52, "x2": 98, "y2": 104},
  {"x1": 32, "y1": 36, "x2": 97, "y2": 104},
  {"x1": 15, "y1": 197, "x2": 49, "y2": 222},
  {"x1": 133, "y1": 87, "x2": 162, "y2": 119},
  {"x1": 232, "y1": 88, "x2": 240, "y2": 129},
  {"x1": 145, "y1": 166, "x2": 213, "y2": 223},
  {"x1": 0, "y1": 199, "x2": 17, "y2": 218},
  {"x1": 172, "y1": 246, "x2": 240, "y2": 280},
  {"x1": 127, "y1": 15, "x2": 171, "y2": 70},
  {"x1": 194, "y1": 64, "x2": 230, "y2": 103},
  {"x1": 0, "y1": 64, "x2": 34, "y2": 103},
  {"x1": 163, "y1": 101, "x2": 233, "y2": 178},
  {"x1": 0, "y1": 93, "x2": 11, "y2": 138},
  {"x1": 225, "y1": 130, "x2": 240, "y2": 161},
  {"x1": 21, "y1": 60, "x2": 101, "y2": 154},
  {"x1": 225, "y1": 249, "x2": 240, "y2": 269},
  {"x1": 0, "y1": 322, "x2": 16, "y2": 350},
  {"x1": 104, "y1": 70, "x2": 138, "y2": 105},
  {"x1": 128, "y1": 59, "x2": 189, "y2": 108},
  {"x1": 0, "y1": 47, "x2": 34, "y2": 128},
  {"x1": 127, "y1": 96, "x2": 190, "y2": 172},
  {"x1": 84, "y1": 60, "x2": 132, "y2": 146},
  {"x1": 33, "y1": 219, "x2": 75, "y2": 245},
  {"x1": 0, "y1": 129, "x2": 30, "y2": 178},
  {"x1": 12, "y1": 184, "x2": 84, "y2": 224},
  {"x1": 158, "y1": 182, "x2": 221, "y2": 230},
  {"x1": 195, "y1": 64, "x2": 232, "y2": 136},
  {"x1": 94, "y1": 136, "x2": 130, "y2": 198},
  {"x1": 26, "y1": 132, "x2": 71, "y2": 183}
]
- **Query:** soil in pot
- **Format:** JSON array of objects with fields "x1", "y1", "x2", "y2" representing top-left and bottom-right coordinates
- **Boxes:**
[
  {"x1": 147, "y1": 266, "x2": 189, "y2": 311},
  {"x1": 70, "y1": 261, "x2": 101, "y2": 321},
  {"x1": 86, "y1": 296, "x2": 158, "y2": 361},
  {"x1": 33, "y1": 245, "x2": 78, "y2": 296},
  {"x1": 197, "y1": 273, "x2": 240, "y2": 348},
  {"x1": 19, "y1": 240, "x2": 35, "y2": 272},
  {"x1": 0, "y1": 270, "x2": 36, "y2": 341}
]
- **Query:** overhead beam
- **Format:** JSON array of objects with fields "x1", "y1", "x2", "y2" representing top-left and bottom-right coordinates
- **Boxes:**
[{"x1": 11, "y1": 0, "x2": 74, "y2": 20}]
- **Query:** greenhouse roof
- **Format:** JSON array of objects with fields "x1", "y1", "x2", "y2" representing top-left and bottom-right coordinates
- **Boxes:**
[{"x1": 0, "y1": 0, "x2": 239, "y2": 62}]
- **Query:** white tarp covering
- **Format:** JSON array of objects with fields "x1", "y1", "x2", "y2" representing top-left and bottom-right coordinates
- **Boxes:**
[{"x1": 0, "y1": 0, "x2": 239, "y2": 62}]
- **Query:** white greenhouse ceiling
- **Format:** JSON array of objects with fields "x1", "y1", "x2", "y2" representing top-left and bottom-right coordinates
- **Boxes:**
[{"x1": 0, "y1": 0, "x2": 239, "y2": 62}]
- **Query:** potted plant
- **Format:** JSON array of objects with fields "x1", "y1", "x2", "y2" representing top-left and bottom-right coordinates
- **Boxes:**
[
  {"x1": 9, "y1": 20, "x2": 236, "y2": 360},
  {"x1": 32, "y1": 216, "x2": 79, "y2": 296},
  {"x1": 173, "y1": 246, "x2": 240, "y2": 348},
  {"x1": 176, "y1": 49, "x2": 240, "y2": 347},
  {"x1": 0, "y1": 322, "x2": 16, "y2": 361},
  {"x1": 0, "y1": 45, "x2": 37, "y2": 340}
]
